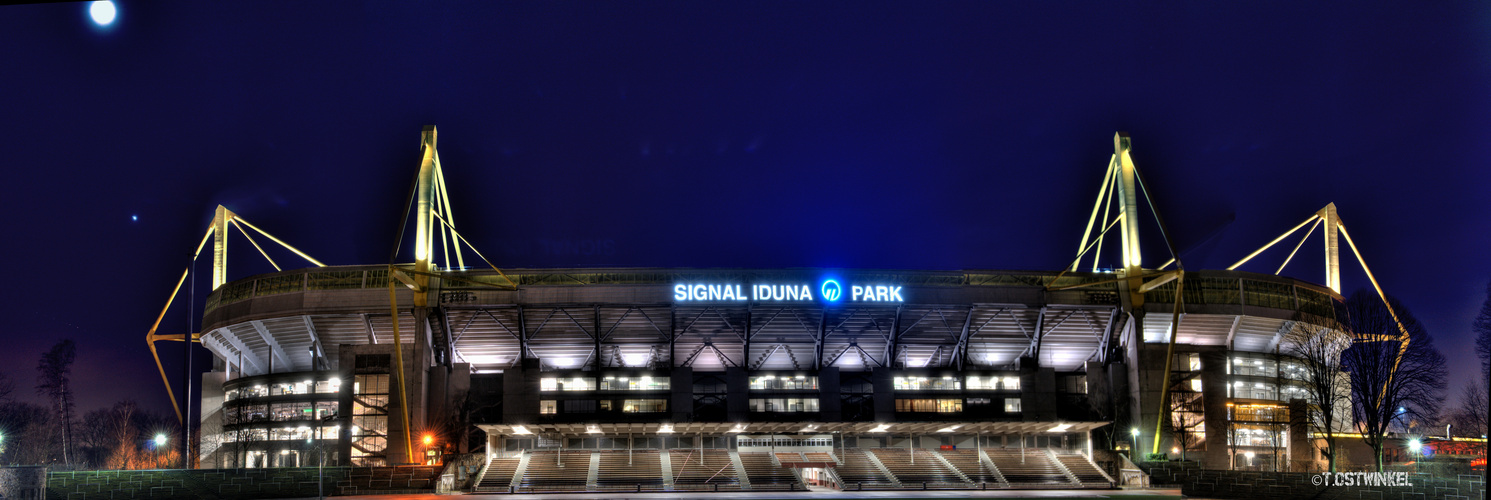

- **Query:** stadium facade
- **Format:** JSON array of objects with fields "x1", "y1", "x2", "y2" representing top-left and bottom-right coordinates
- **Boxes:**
[{"x1": 180, "y1": 129, "x2": 1359, "y2": 490}]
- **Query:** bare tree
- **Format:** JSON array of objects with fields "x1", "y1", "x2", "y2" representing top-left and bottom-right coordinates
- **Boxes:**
[
  {"x1": 0, "y1": 371, "x2": 15, "y2": 403},
  {"x1": 1168, "y1": 389, "x2": 1203, "y2": 460},
  {"x1": 1473, "y1": 279, "x2": 1491, "y2": 379},
  {"x1": 35, "y1": 339, "x2": 77, "y2": 466},
  {"x1": 1341, "y1": 291, "x2": 1447, "y2": 471},
  {"x1": 1283, "y1": 325, "x2": 1352, "y2": 472},
  {"x1": 1450, "y1": 379, "x2": 1487, "y2": 438}
]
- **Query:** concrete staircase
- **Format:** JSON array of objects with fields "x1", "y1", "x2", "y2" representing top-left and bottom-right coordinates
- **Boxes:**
[
  {"x1": 659, "y1": 450, "x2": 675, "y2": 489},
  {"x1": 977, "y1": 449, "x2": 1010, "y2": 487},
  {"x1": 1045, "y1": 449, "x2": 1081, "y2": 486},
  {"x1": 729, "y1": 451, "x2": 751, "y2": 489},
  {"x1": 931, "y1": 451, "x2": 973, "y2": 484},
  {"x1": 861, "y1": 449, "x2": 902, "y2": 487},
  {"x1": 511, "y1": 452, "x2": 530, "y2": 489},
  {"x1": 585, "y1": 452, "x2": 600, "y2": 489}
]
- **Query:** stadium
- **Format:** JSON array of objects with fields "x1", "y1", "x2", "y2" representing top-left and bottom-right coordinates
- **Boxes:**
[{"x1": 165, "y1": 128, "x2": 1375, "y2": 492}]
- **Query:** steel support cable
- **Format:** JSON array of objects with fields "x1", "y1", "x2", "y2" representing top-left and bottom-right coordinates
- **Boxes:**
[
  {"x1": 149, "y1": 224, "x2": 214, "y2": 424},
  {"x1": 386, "y1": 271, "x2": 417, "y2": 463},
  {"x1": 1225, "y1": 214, "x2": 1321, "y2": 271},
  {"x1": 434, "y1": 159, "x2": 465, "y2": 269},
  {"x1": 1152, "y1": 272, "x2": 1185, "y2": 455},
  {"x1": 1275, "y1": 218, "x2": 1323, "y2": 275},
  {"x1": 430, "y1": 211, "x2": 517, "y2": 288},
  {"x1": 1095, "y1": 164, "x2": 1118, "y2": 272},
  {"x1": 1076, "y1": 155, "x2": 1117, "y2": 272},
  {"x1": 1338, "y1": 225, "x2": 1413, "y2": 406},
  {"x1": 232, "y1": 217, "x2": 327, "y2": 267},
  {"x1": 1048, "y1": 214, "x2": 1125, "y2": 289},
  {"x1": 230, "y1": 218, "x2": 281, "y2": 272}
]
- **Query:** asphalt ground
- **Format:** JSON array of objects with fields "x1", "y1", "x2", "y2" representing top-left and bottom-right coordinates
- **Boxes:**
[{"x1": 279, "y1": 489, "x2": 1183, "y2": 500}]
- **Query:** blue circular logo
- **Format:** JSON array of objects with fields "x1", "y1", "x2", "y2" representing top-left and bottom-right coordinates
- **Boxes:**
[{"x1": 821, "y1": 279, "x2": 842, "y2": 301}]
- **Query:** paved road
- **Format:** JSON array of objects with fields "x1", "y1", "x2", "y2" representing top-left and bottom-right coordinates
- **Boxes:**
[{"x1": 281, "y1": 489, "x2": 1181, "y2": 500}]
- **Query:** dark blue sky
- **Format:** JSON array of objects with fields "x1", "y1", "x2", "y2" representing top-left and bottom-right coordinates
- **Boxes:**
[{"x1": 2, "y1": 1, "x2": 1488, "y2": 418}]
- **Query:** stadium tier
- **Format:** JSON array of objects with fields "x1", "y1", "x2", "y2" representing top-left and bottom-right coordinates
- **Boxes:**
[{"x1": 194, "y1": 264, "x2": 1345, "y2": 487}]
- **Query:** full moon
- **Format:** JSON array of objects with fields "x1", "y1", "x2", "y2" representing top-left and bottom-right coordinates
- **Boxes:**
[{"x1": 89, "y1": 1, "x2": 117, "y2": 27}]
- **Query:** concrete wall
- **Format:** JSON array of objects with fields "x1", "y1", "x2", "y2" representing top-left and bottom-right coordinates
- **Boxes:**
[
  {"x1": 44, "y1": 468, "x2": 345, "y2": 500},
  {"x1": 0, "y1": 466, "x2": 45, "y2": 500},
  {"x1": 670, "y1": 367, "x2": 693, "y2": 422},
  {"x1": 338, "y1": 343, "x2": 422, "y2": 465},
  {"x1": 1143, "y1": 461, "x2": 1485, "y2": 500},
  {"x1": 199, "y1": 371, "x2": 227, "y2": 469},
  {"x1": 1201, "y1": 350, "x2": 1230, "y2": 469},
  {"x1": 1018, "y1": 357, "x2": 1057, "y2": 421}
]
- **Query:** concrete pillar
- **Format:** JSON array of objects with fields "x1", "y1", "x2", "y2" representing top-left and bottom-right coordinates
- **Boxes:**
[
  {"x1": 1288, "y1": 399, "x2": 1312, "y2": 472},
  {"x1": 1201, "y1": 351, "x2": 1230, "y2": 469},
  {"x1": 871, "y1": 367, "x2": 895, "y2": 421},
  {"x1": 818, "y1": 367, "x2": 841, "y2": 421},
  {"x1": 1019, "y1": 357, "x2": 1057, "y2": 421},
  {"x1": 671, "y1": 367, "x2": 693, "y2": 422},
  {"x1": 726, "y1": 367, "x2": 748, "y2": 421},
  {"x1": 503, "y1": 358, "x2": 540, "y2": 424}
]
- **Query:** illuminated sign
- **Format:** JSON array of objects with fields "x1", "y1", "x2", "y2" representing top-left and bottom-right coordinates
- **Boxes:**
[{"x1": 673, "y1": 279, "x2": 903, "y2": 303}]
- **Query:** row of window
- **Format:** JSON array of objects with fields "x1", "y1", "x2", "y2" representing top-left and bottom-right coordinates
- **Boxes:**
[
  {"x1": 737, "y1": 437, "x2": 832, "y2": 447},
  {"x1": 895, "y1": 398, "x2": 1022, "y2": 413},
  {"x1": 225, "y1": 402, "x2": 338, "y2": 425},
  {"x1": 540, "y1": 376, "x2": 671, "y2": 392},
  {"x1": 539, "y1": 374, "x2": 1046, "y2": 393},
  {"x1": 537, "y1": 397, "x2": 1026, "y2": 414},
  {"x1": 747, "y1": 398, "x2": 819, "y2": 413},
  {"x1": 1173, "y1": 352, "x2": 1314, "y2": 382},
  {"x1": 749, "y1": 375, "x2": 818, "y2": 390},
  {"x1": 222, "y1": 425, "x2": 339, "y2": 443},
  {"x1": 894, "y1": 375, "x2": 1023, "y2": 391},
  {"x1": 539, "y1": 399, "x2": 669, "y2": 414},
  {"x1": 226, "y1": 379, "x2": 341, "y2": 401}
]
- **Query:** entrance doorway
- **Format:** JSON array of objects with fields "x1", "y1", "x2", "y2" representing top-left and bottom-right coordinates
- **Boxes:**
[{"x1": 798, "y1": 467, "x2": 835, "y2": 490}]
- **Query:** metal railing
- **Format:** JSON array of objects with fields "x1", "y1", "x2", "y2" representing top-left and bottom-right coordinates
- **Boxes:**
[{"x1": 204, "y1": 265, "x2": 1343, "y2": 321}]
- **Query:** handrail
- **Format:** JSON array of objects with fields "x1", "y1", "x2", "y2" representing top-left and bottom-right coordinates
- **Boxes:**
[{"x1": 204, "y1": 265, "x2": 1345, "y2": 321}]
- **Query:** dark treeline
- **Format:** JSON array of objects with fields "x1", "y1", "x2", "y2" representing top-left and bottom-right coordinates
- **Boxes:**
[{"x1": 0, "y1": 340, "x2": 181, "y2": 469}]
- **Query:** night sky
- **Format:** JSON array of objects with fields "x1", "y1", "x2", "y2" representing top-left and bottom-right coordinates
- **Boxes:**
[{"x1": 2, "y1": 1, "x2": 1488, "y2": 421}]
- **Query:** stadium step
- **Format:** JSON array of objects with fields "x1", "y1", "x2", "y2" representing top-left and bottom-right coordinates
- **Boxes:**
[
  {"x1": 861, "y1": 449, "x2": 902, "y2": 487},
  {"x1": 1045, "y1": 449, "x2": 1081, "y2": 486},
  {"x1": 586, "y1": 452, "x2": 600, "y2": 489},
  {"x1": 977, "y1": 449, "x2": 1010, "y2": 487},
  {"x1": 930, "y1": 450, "x2": 973, "y2": 484},
  {"x1": 729, "y1": 450, "x2": 750, "y2": 489},
  {"x1": 659, "y1": 450, "x2": 674, "y2": 488},
  {"x1": 512, "y1": 452, "x2": 531, "y2": 490}
]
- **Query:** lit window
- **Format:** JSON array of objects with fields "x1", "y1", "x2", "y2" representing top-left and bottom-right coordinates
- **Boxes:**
[
  {"x1": 1003, "y1": 377, "x2": 1020, "y2": 390},
  {"x1": 540, "y1": 377, "x2": 595, "y2": 391},
  {"x1": 540, "y1": 400, "x2": 557, "y2": 415},
  {"x1": 894, "y1": 376, "x2": 961, "y2": 391},
  {"x1": 894, "y1": 399, "x2": 964, "y2": 413},
  {"x1": 748, "y1": 398, "x2": 820, "y2": 412},
  {"x1": 1190, "y1": 378, "x2": 1202, "y2": 392},
  {"x1": 1005, "y1": 398, "x2": 1022, "y2": 413},
  {"x1": 621, "y1": 399, "x2": 667, "y2": 413},
  {"x1": 748, "y1": 375, "x2": 819, "y2": 390},
  {"x1": 600, "y1": 375, "x2": 670, "y2": 391}
]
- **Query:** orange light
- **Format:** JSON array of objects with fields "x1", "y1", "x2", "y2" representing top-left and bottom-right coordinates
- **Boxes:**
[{"x1": 423, "y1": 434, "x2": 434, "y2": 446}]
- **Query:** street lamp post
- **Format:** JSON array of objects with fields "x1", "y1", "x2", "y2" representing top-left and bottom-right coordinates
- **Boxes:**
[
  {"x1": 154, "y1": 434, "x2": 168, "y2": 468},
  {"x1": 1408, "y1": 439, "x2": 1422, "y2": 473},
  {"x1": 1130, "y1": 428, "x2": 1139, "y2": 461},
  {"x1": 422, "y1": 434, "x2": 432, "y2": 465}
]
